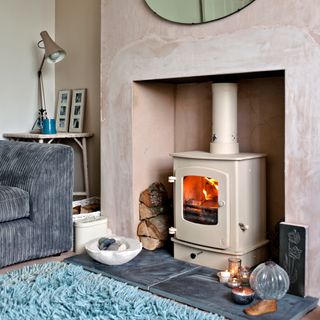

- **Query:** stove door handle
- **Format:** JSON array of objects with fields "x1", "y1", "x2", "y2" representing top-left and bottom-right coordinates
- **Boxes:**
[
  {"x1": 218, "y1": 200, "x2": 225, "y2": 207},
  {"x1": 239, "y1": 223, "x2": 249, "y2": 232}
]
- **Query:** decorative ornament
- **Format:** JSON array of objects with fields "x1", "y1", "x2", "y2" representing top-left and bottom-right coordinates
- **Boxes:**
[
  {"x1": 249, "y1": 261, "x2": 290, "y2": 300},
  {"x1": 244, "y1": 261, "x2": 290, "y2": 316}
]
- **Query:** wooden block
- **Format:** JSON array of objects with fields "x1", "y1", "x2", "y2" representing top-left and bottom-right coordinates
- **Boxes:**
[
  {"x1": 139, "y1": 203, "x2": 168, "y2": 220},
  {"x1": 139, "y1": 236, "x2": 165, "y2": 250},
  {"x1": 139, "y1": 182, "x2": 168, "y2": 207},
  {"x1": 137, "y1": 214, "x2": 170, "y2": 241}
]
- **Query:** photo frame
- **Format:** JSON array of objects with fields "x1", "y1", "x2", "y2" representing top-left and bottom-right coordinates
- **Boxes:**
[
  {"x1": 69, "y1": 89, "x2": 86, "y2": 133},
  {"x1": 55, "y1": 90, "x2": 71, "y2": 132}
]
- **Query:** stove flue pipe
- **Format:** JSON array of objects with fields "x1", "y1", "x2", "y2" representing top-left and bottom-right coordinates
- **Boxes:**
[{"x1": 210, "y1": 83, "x2": 239, "y2": 154}]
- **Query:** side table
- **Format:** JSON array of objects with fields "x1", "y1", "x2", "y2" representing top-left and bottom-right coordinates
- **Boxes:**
[{"x1": 3, "y1": 132, "x2": 93, "y2": 198}]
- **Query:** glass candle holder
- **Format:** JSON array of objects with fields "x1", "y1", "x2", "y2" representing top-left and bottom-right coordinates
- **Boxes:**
[
  {"x1": 228, "y1": 257, "x2": 241, "y2": 277},
  {"x1": 227, "y1": 277, "x2": 241, "y2": 288},
  {"x1": 232, "y1": 287, "x2": 255, "y2": 305},
  {"x1": 240, "y1": 266, "x2": 251, "y2": 286}
]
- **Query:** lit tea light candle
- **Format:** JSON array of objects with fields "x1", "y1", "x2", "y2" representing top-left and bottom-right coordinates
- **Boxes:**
[
  {"x1": 227, "y1": 277, "x2": 241, "y2": 288},
  {"x1": 217, "y1": 270, "x2": 231, "y2": 283}
]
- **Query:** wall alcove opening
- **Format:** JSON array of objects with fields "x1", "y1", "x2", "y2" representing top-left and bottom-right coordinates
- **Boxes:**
[{"x1": 132, "y1": 70, "x2": 285, "y2": 260}]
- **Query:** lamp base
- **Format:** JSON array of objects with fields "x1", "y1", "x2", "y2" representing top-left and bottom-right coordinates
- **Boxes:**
[
  {"x1": 31, "y1": 107, "x2": 47, "y2": 133},
  {"x1": 31, "y1": 118, "x2": 42, "y2": 133}
]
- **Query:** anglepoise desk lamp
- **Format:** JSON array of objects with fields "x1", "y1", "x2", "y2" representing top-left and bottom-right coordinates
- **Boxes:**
[{"x1": 32, "y1": 31, "x2": 66, "y2": 131}]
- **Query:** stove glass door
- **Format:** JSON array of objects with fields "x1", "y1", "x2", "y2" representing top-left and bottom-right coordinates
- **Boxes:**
[
  {"x1": 183, "y1": 176, "x2": 218, "y2": 225},
  {"x1": 174, "y1": 166, "x2": 230, "y2": 249}
]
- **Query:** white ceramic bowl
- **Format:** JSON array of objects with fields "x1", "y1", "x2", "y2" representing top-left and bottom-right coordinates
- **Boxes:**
[{"x1": 85, "y1": 236, "x2": 142, "y2": 265}]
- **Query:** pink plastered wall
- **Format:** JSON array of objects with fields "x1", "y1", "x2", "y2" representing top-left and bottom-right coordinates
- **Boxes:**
[{"x1": 101, "y1": 0, "x2": 320, "y2": 298}]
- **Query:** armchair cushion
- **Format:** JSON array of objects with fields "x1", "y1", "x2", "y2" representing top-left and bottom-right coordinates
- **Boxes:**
[{"x1": 0, "y1": 185, "x2": 29, "y2": 223}]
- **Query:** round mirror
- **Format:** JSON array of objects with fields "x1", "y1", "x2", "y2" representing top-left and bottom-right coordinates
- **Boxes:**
[{"x1": 145, "y1": 0, "x2": 255, "y2": 24}]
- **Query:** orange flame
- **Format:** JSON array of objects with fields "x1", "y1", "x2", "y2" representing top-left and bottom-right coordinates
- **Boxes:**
[
  {"x1": 202, "y1": 177, "x2": 218, "y2": 201},
  {"x1": 205, "y1": 177, "x2": 219, "y2": 190}
]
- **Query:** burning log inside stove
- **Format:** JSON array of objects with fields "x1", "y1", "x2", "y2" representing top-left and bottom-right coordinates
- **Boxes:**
[
  {"x1": 184, "y1": 199, "x2": 218, "y2": 225},
  {"x1": 137, "y1": 182, "x2": 172, "y2": 250},
  {"x1": 185, "y1": 199, "x2": 218, "y2": 212}
]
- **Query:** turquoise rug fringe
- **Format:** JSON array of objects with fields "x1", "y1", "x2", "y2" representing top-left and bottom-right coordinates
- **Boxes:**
[{"x1": 0, "y1": 262, "x2": 225, "y2": 320}]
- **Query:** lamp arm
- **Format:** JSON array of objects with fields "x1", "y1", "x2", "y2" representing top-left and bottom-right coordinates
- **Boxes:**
[
  {"x1": 37, "y1": 54, "x2": 47, "y2": 118},
  {"x1": 31, "y1": 64, "x2": 47, "y2": 132},
  {"x1": 38, "y1": 55, "x2": 45, "y2": 74}
]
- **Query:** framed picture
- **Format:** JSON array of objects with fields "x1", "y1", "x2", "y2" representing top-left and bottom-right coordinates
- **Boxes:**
[
  {"x1": 55, "y1": 90, "x2": 71, "y2": 132},
  {"x1": 69, "y1": 89, "x2": 86, "y2": 133}
]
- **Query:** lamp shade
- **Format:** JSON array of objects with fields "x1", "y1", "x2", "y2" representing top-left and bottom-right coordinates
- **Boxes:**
[{"x1": 40, "y1": 31, "x2": 66, "y2": 63}]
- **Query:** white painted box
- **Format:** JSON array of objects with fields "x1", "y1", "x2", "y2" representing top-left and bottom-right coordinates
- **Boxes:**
[{"x1": 74, "y1": 217, "x2": 110, "y2": 254}]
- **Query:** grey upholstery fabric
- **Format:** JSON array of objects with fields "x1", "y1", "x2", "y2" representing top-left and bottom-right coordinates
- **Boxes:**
[
  {"x1": 0, "y1": 140, "x2": 73, "y2": 268},
  {"x1": 0, "y1": 185, "x2": 29, "y2": 223}
]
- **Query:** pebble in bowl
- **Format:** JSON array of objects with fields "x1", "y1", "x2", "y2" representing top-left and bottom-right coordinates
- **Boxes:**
[{"x1": 85, "y1": 236, "x2": 142, "y2": 265}]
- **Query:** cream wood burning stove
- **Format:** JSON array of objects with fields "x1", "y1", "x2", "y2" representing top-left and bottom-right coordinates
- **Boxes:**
[{"x1": 169, "y1": 83, "x2": 269, "y2": 269}]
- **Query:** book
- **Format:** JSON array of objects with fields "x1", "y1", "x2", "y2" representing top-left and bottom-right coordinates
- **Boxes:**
[{"x1": 279, "y1": 222, "x2": 308, "y2": 297}]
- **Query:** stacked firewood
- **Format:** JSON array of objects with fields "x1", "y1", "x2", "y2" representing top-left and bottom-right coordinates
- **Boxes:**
[{"x1": 137, "y1": 182, "x2": 171, "y2": 250}]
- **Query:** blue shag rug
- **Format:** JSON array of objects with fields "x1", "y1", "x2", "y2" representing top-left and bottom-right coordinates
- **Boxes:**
[{"x1": 0, "y1": 262, "x2": 225, "y2": 320}]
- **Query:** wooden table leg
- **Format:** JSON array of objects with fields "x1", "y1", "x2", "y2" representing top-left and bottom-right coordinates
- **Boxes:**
[{"x1": 81, "y1": 137, "x2": 90, "y2": 198}]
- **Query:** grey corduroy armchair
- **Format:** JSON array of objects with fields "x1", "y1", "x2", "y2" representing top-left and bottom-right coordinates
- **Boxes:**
[{"x1": 0, "y1": 140, "x2": 73, "y2": 267}]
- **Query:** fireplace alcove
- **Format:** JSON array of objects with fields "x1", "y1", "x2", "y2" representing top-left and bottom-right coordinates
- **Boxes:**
[{"x1": 132, "y1": 71, "x2": 285, "y2": 261}]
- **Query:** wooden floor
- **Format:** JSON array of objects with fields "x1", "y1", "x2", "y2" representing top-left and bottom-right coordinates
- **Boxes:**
[
  {"x1": 0, "y1": 251, "x2": 75, "y2": 274},
  {"x1": 302, "y1": 307, "x2": 320, "y2": 320},
  {"x1": 0, "y1": 253, "x2": 319, "y2": 319}
]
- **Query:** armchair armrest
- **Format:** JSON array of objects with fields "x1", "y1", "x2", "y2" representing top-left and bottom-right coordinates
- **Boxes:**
[{"x1": 0, "y1": 140, "x2": 73, "y2": 227}]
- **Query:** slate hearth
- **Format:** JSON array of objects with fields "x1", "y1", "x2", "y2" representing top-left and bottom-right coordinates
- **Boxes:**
[{"x1": 65, "y1": 249, "x2": 318, "y2": 320}]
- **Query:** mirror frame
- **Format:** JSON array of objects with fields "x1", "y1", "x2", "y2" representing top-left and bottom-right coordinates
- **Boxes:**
[{"x1": 144, "y1": 0, "x2": 256, "y2": 25}]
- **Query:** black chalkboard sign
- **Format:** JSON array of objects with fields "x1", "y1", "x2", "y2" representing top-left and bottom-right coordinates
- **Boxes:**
[{"x1": 279, "y1": 222, "x2": 308, "y2": 297}]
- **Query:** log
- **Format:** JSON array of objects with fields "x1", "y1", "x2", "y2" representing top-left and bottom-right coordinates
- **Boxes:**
[
  {"x1": 72, "y1": 203, "x2": 100, "y2": 214},
  {"x1": 137, "y1": 214, "x2": 170, "y2": 241},
  {"x1": 139, "y1": 182, "x2": 168, "y2": 208},
  {"x1": 139, "y1": 236, "x2": 165, "y2": 250},
  {"x1": 73, "y1": 205, "x2": 81, "y2": 215},
  {"x1": 81, "y1": 203, "x2": 101, "y2": 213},
  {"x1": 139, "y1": 203, "x2": 168, "y2": 220}
]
